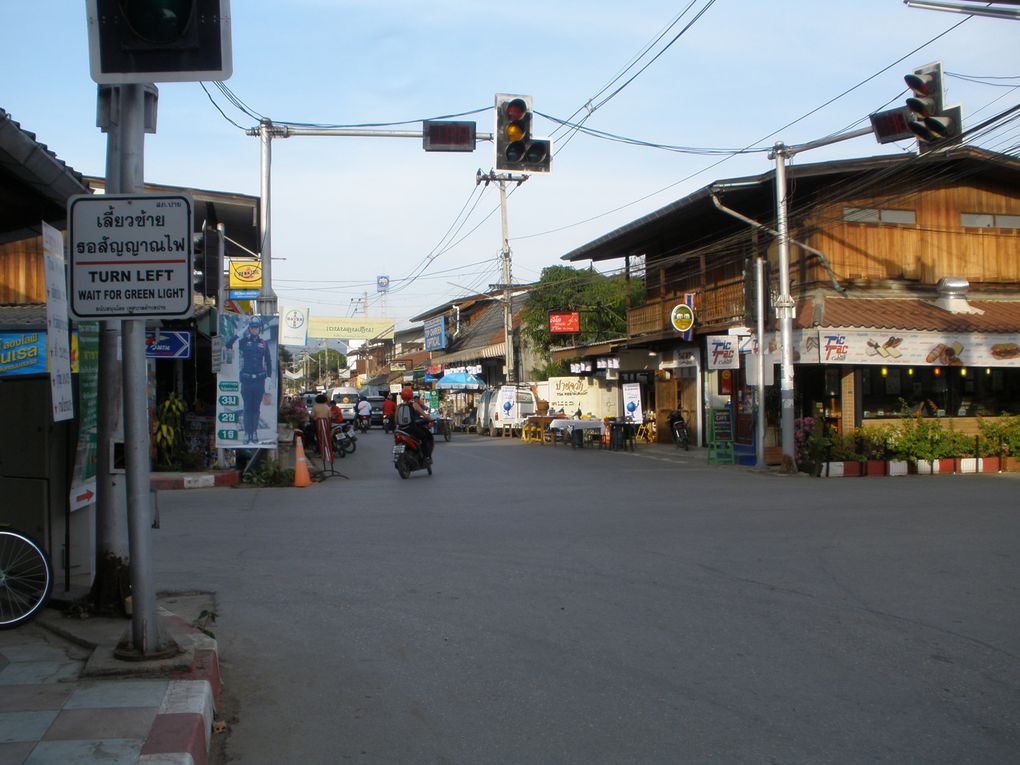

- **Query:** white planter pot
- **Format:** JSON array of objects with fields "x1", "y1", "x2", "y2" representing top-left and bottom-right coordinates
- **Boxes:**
[{"x1": 958, "y1": 458, "x2": 978, "y2": 474}]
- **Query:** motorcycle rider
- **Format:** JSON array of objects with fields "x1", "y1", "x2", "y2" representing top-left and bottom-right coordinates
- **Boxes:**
[
  {"x1": 381, "y1": 393, "x2": 397, "y2": 431},
  {"x1": 356, "y1": 396, "x2": 373, "y2": 429},
  {"x1": 400, "y1": 387, "x2": 433, "y2": 463}
]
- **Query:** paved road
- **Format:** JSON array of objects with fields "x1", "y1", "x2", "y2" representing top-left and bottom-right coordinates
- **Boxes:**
[{"x1": 152, "y1": 430, "x2": 1020, "y2": 764}]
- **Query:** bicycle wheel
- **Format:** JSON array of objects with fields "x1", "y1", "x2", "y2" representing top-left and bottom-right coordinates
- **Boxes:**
[{"x1": 0, "y1": 530, "x2": 53, "y2": 629}]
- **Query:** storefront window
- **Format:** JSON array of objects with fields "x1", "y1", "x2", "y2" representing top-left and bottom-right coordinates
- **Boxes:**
[{"x1": 861, "y1": 366, "x2": 1020, "y2": 418}]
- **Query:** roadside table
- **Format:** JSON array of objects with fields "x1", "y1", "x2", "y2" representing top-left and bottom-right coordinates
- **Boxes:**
[{"x1": 549, "y1": 418, "x2": 604, "y2": 448}]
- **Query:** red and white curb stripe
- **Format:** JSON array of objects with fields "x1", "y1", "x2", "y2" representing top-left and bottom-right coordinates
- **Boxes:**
[
  {"x1": 140, "y1": 610, "x2": 221, "y2": 764},
  {"x1": 139, "y1": 679, "x2": 214, "y2": 764}
]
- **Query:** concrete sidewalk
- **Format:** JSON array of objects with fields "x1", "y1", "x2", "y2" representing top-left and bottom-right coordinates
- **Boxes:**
[{"x1": 0, "y1": 593, "x2": 220, "y2": 765}]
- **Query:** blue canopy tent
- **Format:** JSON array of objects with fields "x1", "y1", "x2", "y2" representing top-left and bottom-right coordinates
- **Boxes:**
[{"x1": 435, "y1": 371, "x2": 485, "y2": 390}]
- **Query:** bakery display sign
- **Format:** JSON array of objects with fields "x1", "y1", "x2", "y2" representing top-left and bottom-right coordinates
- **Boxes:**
[{"x1": 818, "y1": 330, "x2": 1020, "y2": 367}]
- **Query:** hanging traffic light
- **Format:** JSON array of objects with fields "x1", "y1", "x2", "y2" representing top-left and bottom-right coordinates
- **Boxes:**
[
  {"x1": 904, "y1": 62, "x2": 962, "y2": 150},
  {"x1": 495, "y1": 94, "x2": 551, "y2": 174},
  {"x1": 86, "y1": 0, "x2": 232, "y2": 84}
]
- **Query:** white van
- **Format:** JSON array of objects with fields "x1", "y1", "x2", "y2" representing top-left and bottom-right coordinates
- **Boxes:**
[
  {"x1": 487, "y1": 384, "x2": 537, "y2": 435},
  {"x1": 330, "y1": 386, "x2": 360, "y2": 420}
]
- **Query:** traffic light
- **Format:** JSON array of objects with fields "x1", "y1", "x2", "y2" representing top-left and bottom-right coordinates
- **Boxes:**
[
  {"x1": 86, "y1": 0, "x2": 232, "y2": 84},
  {"x1": 495, "y1": 94, "x2": 552, "y2": 174},
  {"x1": 193, "y1": 224, "x2": 221, "y2": 299},
  {"x1": 904, "y1": 62, "x2": 962, "y2": 149}
]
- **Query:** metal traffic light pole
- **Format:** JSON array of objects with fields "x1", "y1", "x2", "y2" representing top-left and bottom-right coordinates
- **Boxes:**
[
  {"x1": 246, "y1": 120, "x2": 494, "y2": 322},
  {"x1": 111, "y1": 84, "x2": 175, "y2": 658},
  {"x1": 770, "y1": 127, "x2": 872, "y2": 470}
]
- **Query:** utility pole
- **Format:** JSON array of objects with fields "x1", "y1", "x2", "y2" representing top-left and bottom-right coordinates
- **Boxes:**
[{"x1": 476, "y1": 170, "x2": 528, "y2": 384}]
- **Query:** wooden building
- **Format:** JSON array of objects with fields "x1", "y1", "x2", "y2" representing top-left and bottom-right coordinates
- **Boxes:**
[{"x1": 560, "y1": 147, "x2": 1020, "y2": 460}]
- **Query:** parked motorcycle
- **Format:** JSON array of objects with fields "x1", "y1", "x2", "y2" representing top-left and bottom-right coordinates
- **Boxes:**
[
  {"x1": 332, "y1": 420, "x2": 357, "y2": 456},
  {"x1": 668, "y1": 410, "x2": 689, "y2": 450},
  {"x1": 393, "y1": 424, "x2": 431, "y2": 479}
]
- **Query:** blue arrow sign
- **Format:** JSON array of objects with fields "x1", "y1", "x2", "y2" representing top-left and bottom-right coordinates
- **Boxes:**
[{"x1": 145, "y1": 330, "x2": 191, "y2": 359}]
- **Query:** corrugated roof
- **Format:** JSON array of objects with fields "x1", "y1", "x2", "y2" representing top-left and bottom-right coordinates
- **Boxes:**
[
  {"x1": 0, "y1": 109, "x2": 91, "y2": 243},
  {"x1": 808, "y1": 297, "x2": 1020, "y2": 333},
  {"x1": 0, "y1": 303, "x2": 46, "y2": 331}
]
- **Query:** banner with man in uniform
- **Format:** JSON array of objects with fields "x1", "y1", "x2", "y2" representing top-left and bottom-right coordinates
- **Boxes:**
[{"x1": 216, "y1": 313, "x2": 279, "y2": 449}]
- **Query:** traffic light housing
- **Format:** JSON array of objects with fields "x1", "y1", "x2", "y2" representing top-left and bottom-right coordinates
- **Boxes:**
[
  {"x1": 904, "y1": 62, "x2": 962, "y2": 149},
  {"x1": 495, "y1": 94, "x2": 551, "y2": 174},
  {"x1": 86, "y1": 0, "x2": 232, "y2": 84},
  {"x1": 193, "y1": 224, "x2": 221, "y2": 299}
]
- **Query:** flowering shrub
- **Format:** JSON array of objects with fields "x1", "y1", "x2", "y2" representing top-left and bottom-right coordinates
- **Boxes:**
[
  {"x1": 279, "y1": 396, "x2": 309, "y2": 429},
  {"x1": 794, "y1": 417, "x2": 815, "y2": 465}
]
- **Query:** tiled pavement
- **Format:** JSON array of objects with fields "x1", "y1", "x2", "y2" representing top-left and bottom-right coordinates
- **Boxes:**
[{"x1": 0, "y1": 597, "x2": 218, "y2": 765}]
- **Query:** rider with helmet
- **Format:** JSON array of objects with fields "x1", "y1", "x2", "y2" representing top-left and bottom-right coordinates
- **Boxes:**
[{"x1": 400, "y1": 387, "x2": 434, "y2": 463}]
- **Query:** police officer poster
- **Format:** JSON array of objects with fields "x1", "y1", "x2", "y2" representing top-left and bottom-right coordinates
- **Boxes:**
[{"x1": 215, "y1": 313, "x2": 279, "y2": 449}]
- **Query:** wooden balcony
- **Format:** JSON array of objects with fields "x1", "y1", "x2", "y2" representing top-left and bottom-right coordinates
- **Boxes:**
[{"x1": 627, "y1": 278, "x2": 747, "y2": 338}]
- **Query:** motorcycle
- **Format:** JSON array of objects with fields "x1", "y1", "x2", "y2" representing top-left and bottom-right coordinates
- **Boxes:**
[
  {"x1": 356, "y1": 413, "x2": 370, "y2": 433},
  {"x1": 382, "y1": 414, "x2": 394, "y2": 433},
  {"x1": 393, "y1": 423, "x2": 431, "y2": 479},
  {"x1": 331, "y1": 420, "x2": 357, "y2": 456},
  {"x1": 668, "y1": 410, "x2": 689, "y2": 450}
]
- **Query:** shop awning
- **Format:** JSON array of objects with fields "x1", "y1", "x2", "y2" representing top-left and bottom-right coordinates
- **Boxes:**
[
  {"x1": 549, "y1": 339, "x2": 626, "y2": 364},
  {"x1": 801, "y1": 296, "x2": 1020, "y2": 333},
  {"x1": 436, "y1": 371, "x2": 485, "y2": 390},
  {"x1": 429, "y1": 341, "x2": 505, "y2": 366}
]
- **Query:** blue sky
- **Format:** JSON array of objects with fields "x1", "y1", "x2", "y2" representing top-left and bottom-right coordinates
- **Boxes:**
[{"x1": 3, "y1": 1, "x2": 1017, "y2": 327}]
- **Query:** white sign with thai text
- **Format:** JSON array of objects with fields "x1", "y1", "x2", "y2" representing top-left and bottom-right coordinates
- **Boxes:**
[
  {"x1": 68, "y1": 194, "x2": 194, "y2": 319},
  {"x1": 42, "y1": 221, "x2": 73, "y2": 420}
]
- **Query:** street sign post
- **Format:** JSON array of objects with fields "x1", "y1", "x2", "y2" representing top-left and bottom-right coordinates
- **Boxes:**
[
  {"x1": 144, "y1": 330, "x2": 192, "y2": 359},
  {"x1": 68, "y1": 194, "x2": 194, "y2": 319}
]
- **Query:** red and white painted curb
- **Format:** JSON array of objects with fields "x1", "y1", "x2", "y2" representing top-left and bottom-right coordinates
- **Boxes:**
[
  {"x1": 150, "y1": 471, "x2": 239, "y2": 491},
  {"x1": 139, "y1": 611, "x2": 221, "y2": 764}
]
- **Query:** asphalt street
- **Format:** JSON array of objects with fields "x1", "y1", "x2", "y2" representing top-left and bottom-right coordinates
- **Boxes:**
[{"x1": 151, "y1": 429, "x2": 1020, "y2": 764}]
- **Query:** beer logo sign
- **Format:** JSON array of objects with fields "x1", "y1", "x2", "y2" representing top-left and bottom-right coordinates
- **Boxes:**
[
  {"x1": 229, "y1": 260, "x2": 262, "y2": 289},
  {"x1": 670, "y1": 303, "x2": 695, "y2": 333}
]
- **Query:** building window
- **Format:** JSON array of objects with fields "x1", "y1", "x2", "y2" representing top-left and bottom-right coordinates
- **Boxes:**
[
  {"x1": 843, "y1": 207, "x2": 916, "y2": 225},
  {"x1": 961, "y1": 212, "x2": 1020, "y2": 229},
  {"x1": 860, "y1": 365, "x2": 1020, "y2": 419}
]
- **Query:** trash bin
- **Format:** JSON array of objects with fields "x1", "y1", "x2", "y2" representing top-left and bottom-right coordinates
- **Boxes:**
[{"x1": 571, "y1": 428, "x2": 584, "y2": 449}]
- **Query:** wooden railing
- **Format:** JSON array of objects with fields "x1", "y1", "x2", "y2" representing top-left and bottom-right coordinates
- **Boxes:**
[{"x1": 627, "y1": 278, "x2": 746, "y2": 337}]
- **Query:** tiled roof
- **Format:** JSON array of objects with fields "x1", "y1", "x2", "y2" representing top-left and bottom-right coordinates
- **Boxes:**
[{"x1": 804, "y1": 297, "x2": 1020, "y2": 333}]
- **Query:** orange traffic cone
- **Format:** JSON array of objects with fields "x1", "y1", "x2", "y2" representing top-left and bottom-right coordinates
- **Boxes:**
[{"x1": 293, "y1": 432, "x2": 312, "y2": 487}]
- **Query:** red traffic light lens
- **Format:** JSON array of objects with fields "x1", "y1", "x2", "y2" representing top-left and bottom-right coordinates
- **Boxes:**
[{"x1": 504, "y1": 98, "x2": 527, "y2": 121}]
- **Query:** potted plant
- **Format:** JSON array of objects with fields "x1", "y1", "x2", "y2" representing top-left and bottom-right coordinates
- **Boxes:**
[
  {"x1": 980, "y1": 414, "x2": 1020, "y2": 472},
  {"x1": 823, "y1": 433, "x2": 864, "y2": 477},
  {"x1": 857, "y1": 426, "x2": 889, "y2": 477}
]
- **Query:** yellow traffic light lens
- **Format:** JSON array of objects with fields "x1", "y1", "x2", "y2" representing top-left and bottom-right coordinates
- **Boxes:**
[{"x1": 506, "y1": 123, "x2": 525, "y2": 142}]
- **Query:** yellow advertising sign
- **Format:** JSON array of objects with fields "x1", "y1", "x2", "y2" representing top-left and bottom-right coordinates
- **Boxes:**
[
  {"x1": 307, "y1": 317, "x2": 395, "y2": 340},
  {"x1": 229, "y1": 260, "x2": 262, "y2": 290}
]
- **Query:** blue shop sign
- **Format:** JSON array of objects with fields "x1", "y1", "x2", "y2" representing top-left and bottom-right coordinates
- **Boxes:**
[{"x1": 0, "y1": 331, "x2": 47, "y2": 376}]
